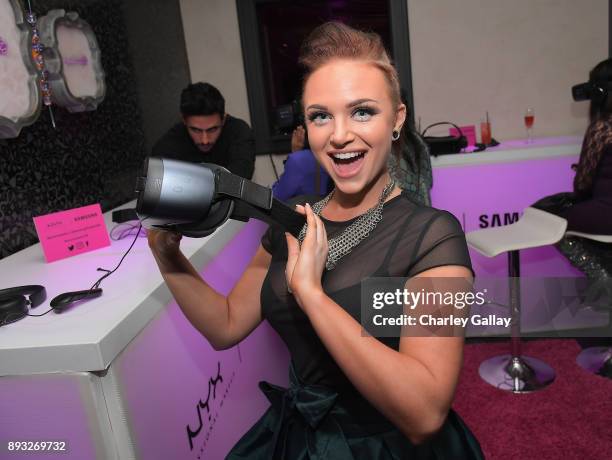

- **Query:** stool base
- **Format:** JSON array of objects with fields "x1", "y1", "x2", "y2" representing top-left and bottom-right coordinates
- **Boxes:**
[
  {"x1": 576, "y1": 347, "x2": 612, "y2": 379},
  {"x1": 479, "y1": 354, "x2": 555, "y2": 393}
]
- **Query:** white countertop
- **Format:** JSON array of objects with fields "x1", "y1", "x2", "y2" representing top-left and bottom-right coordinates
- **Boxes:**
[
  {"x1": 0, "y1": 201, "x2": 245, "y2": 376},
  {"x1": 431, "y1": 136, "x2": 582, "y2": 168}
]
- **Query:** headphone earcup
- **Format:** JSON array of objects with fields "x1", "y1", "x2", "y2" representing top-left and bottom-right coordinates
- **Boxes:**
[{"x1": 0, "y1": 295, "x2": 28, "y2": 326}]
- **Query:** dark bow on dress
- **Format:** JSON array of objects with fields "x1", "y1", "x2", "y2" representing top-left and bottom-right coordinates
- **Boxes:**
[{"x1": 259, "y1": 365, "x2": 355, "y2": 460}]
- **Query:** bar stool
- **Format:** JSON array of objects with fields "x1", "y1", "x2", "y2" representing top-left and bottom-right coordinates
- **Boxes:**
[
  {"x1": 566, "y1": 230, "x2": 612, "y2": 379},
  {"x1": 466, "y1": 207, "x2": 568, "y2": 392}
]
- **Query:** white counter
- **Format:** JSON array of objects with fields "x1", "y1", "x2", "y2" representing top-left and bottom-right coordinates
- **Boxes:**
[
  {"x1": 0, "y1": 203, "x2": 290, "y2": 460},
  {"x1": 431, "y1": 136, "x2": 582, "y2": 168},
  {"x1": 0, "y1": 201, "x2": 244, "y2": 376}
]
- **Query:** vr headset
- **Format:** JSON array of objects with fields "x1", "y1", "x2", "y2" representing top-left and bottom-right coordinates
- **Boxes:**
[
  {"x1": 135, "y1": 157, "x2": 306, "y2": 238},
  {"x1": 572, "y1": 80, "x2": 612, "y2": 106}
]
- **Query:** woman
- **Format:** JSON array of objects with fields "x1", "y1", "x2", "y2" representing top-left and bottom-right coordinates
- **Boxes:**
[
  {"x1": 534, "y1": 58, "x2": 612, "y2": 282},
  {"x1": 149, "y1": 22, "x2": 483, "y2": 459}
]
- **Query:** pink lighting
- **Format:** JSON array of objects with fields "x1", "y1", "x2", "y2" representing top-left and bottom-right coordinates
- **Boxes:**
[{"x1": 63, "y1": 55, "x2": 88, "y2": 66}]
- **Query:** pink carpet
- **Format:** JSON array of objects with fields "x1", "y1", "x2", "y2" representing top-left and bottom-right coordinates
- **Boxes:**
[{"x1": 453, "y1": 339, "x2": 612, "y2": 459}]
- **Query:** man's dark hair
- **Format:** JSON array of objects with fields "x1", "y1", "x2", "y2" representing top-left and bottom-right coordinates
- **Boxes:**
[{"x1": 180, "y1": 82, "x2": 225, "y2": 118}]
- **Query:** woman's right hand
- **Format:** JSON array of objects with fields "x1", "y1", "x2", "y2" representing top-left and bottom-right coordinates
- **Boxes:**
[{"x1": 147, "y1": 228, "x2": 182, "y2": 263}]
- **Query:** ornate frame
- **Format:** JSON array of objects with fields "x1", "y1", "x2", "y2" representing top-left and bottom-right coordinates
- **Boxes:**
[
  {"x1": 38, "y1": 9, "x2": 105, "y2": 113},
  {"x1": 0, "y1": 0, "x2": 42, "y2": 139}
]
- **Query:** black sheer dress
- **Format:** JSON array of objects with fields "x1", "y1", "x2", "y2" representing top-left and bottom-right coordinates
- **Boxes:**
[{"x1": 227, "y1": 191, "x2": 484, "y2": 459}]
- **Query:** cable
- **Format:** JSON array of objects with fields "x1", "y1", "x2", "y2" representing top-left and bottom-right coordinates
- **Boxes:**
[
  {"x1": 110, "y1": 222, "x2": 146, "y2": 241},
  {"x1": 2, "y1": 223, "x2": 144, "y2": 326},
  {"x1": 28, "y1": 308, "x2": 53, "y2": 317},
  {"x1": 90, "y1": 223, "x2": 142, "y2": 291}
]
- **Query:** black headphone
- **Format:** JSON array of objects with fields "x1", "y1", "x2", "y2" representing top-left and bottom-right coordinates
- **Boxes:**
[{"x1": 0, "y1": 285, "x2": 47, "y2": 326}]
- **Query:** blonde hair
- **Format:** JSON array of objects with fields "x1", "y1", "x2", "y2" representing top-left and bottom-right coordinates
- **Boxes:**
[{"x1": 299, "y1": 22, "x2": 401, "y2": 109}]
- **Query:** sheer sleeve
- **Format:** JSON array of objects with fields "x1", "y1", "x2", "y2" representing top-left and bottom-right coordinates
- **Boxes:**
[
  {"x1": 406, "y1": 211, "x2": 473, "y2": 277},
  {"x1": 574, "y1": 118, "x2": 612, "y2": 196}
]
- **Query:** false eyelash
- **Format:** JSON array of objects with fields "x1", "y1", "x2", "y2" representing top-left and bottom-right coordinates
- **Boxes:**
[
  {"x1": 306, "y1": 106, "x2": 379, "y2": 122},
  {"x1": 307, "y1": 111, "x2": 328, "y2": 122},
  {"x1": 352, "y1": 106, "x2": 378, "y2": 116}
]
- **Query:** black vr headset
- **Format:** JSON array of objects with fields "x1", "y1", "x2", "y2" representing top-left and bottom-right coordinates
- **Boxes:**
[
  {"x1": 572, "y1": 80, "x2": 612, "y2": 106},
  {"x1": 135, "y1": 157, "x2": 306, "y2": 238}
]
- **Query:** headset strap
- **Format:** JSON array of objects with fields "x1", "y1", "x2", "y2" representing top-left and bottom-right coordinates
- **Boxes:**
[
  {"x1": 231, "y1": 199, "x2": 305, "y2": 237},
  {"x1": 216, "y1": 170, "x2": 273, "y2": 210},
  {"x1": 215, "y1": 170, "x2": 306, "y2": 236}
]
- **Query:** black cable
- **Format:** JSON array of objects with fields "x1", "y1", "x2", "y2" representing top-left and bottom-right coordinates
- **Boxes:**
[
  {"x1": 110, "y1": 222, "x2": 146, "y2": 241},
  {"x1": 28, "y1": 308, "x2": 53, "y2": 317},
  {"x1": 1, "y1": 223, "x2": 144, "y2": 327},
  {"x1": 90, "y1": 223, "x2": 142, "y2": 290}
]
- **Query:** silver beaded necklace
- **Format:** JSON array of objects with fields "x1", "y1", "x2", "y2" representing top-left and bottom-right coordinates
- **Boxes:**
[{"x1": 297, "y1": 179, "x2": 396, "y2": 270}]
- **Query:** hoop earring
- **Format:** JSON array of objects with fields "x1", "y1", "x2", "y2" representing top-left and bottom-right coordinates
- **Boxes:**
[{"x1": 391, "y1": 129, "x2": 400, "y2": 141}]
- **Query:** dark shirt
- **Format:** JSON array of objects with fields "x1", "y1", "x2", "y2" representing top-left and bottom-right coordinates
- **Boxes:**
[{"x1": 151, "y1": 115, "x2": 255, "y2": 179}]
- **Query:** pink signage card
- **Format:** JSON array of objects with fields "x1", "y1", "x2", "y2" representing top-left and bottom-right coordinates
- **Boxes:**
[
  {"x1": 33, "y1": 203, "x2": 110, "y2": 263},
  {"x1": 450, "y1": 125, "x2": 477, "y2": 147}
]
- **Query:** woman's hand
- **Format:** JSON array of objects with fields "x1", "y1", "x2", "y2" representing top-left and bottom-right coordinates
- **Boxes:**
[
  {"x1": 147, "y1": 228, "x2": 182, "y2": 264},
  {"x1": 285, "y1": 203, "x2": 328, "y2": 308}
]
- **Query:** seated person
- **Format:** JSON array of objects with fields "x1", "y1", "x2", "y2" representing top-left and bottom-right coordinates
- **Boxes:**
[
  {"x1": 272, "y1": 125, "x2": 332, "y2": 201},
  {"x1": 534, "y1": 58, "x2": 612, "y2": 289},
  {"x1": 563, "y1": 110, "x2": 612, "y2": 236},
  {"x1": 152, "y1": 82, "x2": 255, "y2": 179}
]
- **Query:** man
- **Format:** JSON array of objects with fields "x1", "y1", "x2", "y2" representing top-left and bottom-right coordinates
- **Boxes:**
[{"x1": 152, "y1": 82, "x2": 255, "y2": 179}]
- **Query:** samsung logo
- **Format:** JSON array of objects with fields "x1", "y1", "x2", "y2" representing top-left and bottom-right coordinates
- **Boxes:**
[
  {"x1": 74, "y1": 213, "x2": 97, "y2": 221},
  {"x1": 478, "y1": 212, "x2": 520, "y2": 228}
]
